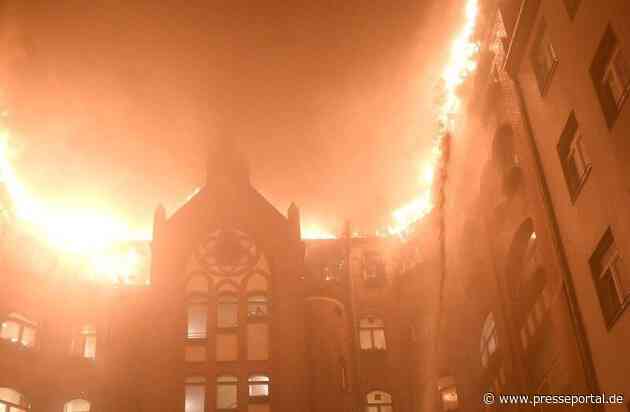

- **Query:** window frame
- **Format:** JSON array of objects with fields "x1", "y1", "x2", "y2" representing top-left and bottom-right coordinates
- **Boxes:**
[
  {"x1": 589, "y1": 227, "x2": 630, "y2": 328},
  {"x1": 0, "y1": 388, "x2": 30, "y2": 412},
  {"x1": 557, "y1": 112, "x2": 592, "y2": 202},
  {"x1": 247, "y1": 374, "x2": 271, "y2": 402},
  {"x1": 365, "y1": 390, "x2": 393, "y2": 412},
  {"x1": 530, "y1": 17, "x2": 559, "y2": 96},
  {"x1": 590, "y1": 24, "x2": 630, "y2": 128},
  {"x1": 70, "y1": 324, "x2": 97, "y2": 360},
  {"x1": 0, "y1": 313, "x2": 37, "y2": 349},
  {"x1": 217, "y1": 293, "x2": 239, "y2": 330},
  {"x1": 216, "y1": 375, "x2": 238, "y2": 411},
  {"x1": 246, "y1": 293, "x2": 269, "y2": 321},
  {"x1": 184, "y1": 376, "x2": 206, "y2": 412},
  {"x1": 186, "y1": 296, "x2": 209, "y2": 340},
  {"x1": 63, "y1": 398, "x2": 91, "y2": 412},
  {"x1": 359, "y1": 316, "x2": 387, "y2": 351},
  {"x1": 480, "y1": 312, "x2": 498, "y2": 368}
]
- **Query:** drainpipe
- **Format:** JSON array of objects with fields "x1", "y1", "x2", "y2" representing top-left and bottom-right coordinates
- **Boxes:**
[{"x1": 511, "y1": 77, "x2": 601, "y2": 400}]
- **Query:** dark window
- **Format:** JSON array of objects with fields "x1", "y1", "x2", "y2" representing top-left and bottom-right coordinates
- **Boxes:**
[
  {"x1": 363, "y1": 251, "x2": 386, "y2": 284},
  {"x1": 563, "y1": 0, "x2": 581, "y2": 20},
  {"x1": 589, "y1": 228, "x2": 630, "y2": 327},
  {"x1": 590, "y1": 25, "x2": 630, "y2": 128},
  {"x1": 557, "y1": 112, "x2": 591, "y2": 201},
  {"x1": 530, "y1": 18, "x2": 558, "y2": 95}
]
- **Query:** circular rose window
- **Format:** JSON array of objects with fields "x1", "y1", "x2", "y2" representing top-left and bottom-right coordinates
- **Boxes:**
[{"x1": 195, "y1": 229, "x2": 259, "y2": 276}]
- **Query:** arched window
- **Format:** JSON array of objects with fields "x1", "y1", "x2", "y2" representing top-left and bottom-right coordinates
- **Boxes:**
[
  {"x1": 366, "y1": 390, "x2": 393, "y2": 412},
  {"x1": 0, "y1": 388, "x2": 30, "y2": 411},
  {"x1": 248, "y1": 374, "x2": 270, "y2": 399},
  {"x1": 359, "y1": 316, "x2": 386, "y2": 351},
  {"x1": 480, "y1": 312, "x2": 498, "y2": 368},
  {"x1": 63, "y1": 399, "x2": 90, "y2": 412},
  {"x1": 216, "y1": 375, "x2": 238, "y2": 410},
  {"x1": 247, "y1": 294, "x2": 268, "y2": 319},
  {"x1": 0, "y1": 313, "x2": 37, "y2": 348},
  {"x1": 185, "y1": 376, "x2": 206, "y2": 412},
  {"x1": 217, "y1": 295, "x2": 238, "y2": 328},
  {"x1": 187, "y1": 297, "x2": 208, "y2": 339},
  {"x1": 71, "y1": 324, "x2": 96, "y2": 359}
]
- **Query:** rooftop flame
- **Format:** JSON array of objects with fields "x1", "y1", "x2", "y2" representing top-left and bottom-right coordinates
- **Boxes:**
[{"x1": 388, "y1": 0, "x2": 479, "y2": 236}]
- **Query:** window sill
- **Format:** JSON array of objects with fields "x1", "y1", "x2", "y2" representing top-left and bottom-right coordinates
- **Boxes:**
[
  {"x1": 569, "y1": 165, "x2": 592, "y2": 204},
  {"x1": 248, "y1": 396, "x2": 270, "y2": 404},
  {"x1": 605, "y1": 297, "x2": 630, "y2": 331}
]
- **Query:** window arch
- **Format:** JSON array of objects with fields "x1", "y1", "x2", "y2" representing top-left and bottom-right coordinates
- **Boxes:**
[
  {"x1": 366, "y1": 390, "x2": 393, "y2": 412},
  {"x1": 480, "y1": 312, "x2": 498, "y2": 368},
  {"x1": 63, "y1": 399, "x2": 90, "y2": 412},
  {"x1": 248, "y1": 374, "x2": 270, "y2": 399},
  {"x1": 217, "y1": 294, "x2": 238, "y2": 329},
  {"x1": 71, "y1": 324, "x2": 96, "y2": 359},
  {"x1": 0, "y1": 313, "x2": 37, "y2": 348},
  {"x1": 216, "y1": 375, "x2": 238, "y2": 410},
  {"x1": 0, "y1": 388, "x2": 30, "y2": 411},
  {"x1": 185, "y1": 376, "x2": 206, "y2": 412},
  {"x1": 359, "y1": 316, "x2": 386, "y2": 350},
  {"x1": 187, "y1": 296, "x2": 208, "y2": 339},
  {"x1": 247, "y1": 294, "x2": 269, "y2": 319}
]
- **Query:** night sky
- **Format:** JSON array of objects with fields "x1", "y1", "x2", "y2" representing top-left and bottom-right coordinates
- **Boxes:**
[{"x1": 0, "y1": 0, "x2": 463, "y2": 236}]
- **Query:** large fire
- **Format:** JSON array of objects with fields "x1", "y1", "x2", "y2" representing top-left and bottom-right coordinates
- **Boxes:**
[
  {"x1": 0, "y1": 129, "x2": 150, "y2": 284},
  {"x1": 388, "y1": 0, "x2": 479, "y2": 236}
]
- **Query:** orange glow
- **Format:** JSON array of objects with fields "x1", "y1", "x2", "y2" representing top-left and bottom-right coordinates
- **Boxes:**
[
  {"x1": 301, "y1": 225, "x2": 336, "y2": 240},
  {"x1": 388, "y1": 0, "x2": 479, "y2": 236},
  {"x1": 0, "y1": 128, "x2": 150, "y2": 283}
]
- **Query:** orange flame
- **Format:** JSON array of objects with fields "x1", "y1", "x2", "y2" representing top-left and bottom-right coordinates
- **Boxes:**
[{"x1": 388, "y1": 0, "x2": 479, "y2": 236}]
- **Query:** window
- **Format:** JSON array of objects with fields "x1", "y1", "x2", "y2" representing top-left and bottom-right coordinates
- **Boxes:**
[
  {"x1": 71, "y1": 324, "x2": 96, "y2": 359},
  {"x1": 590, "y1": 25, "x2": 630, "y2": 128},
  {"x1": 363, "y1": 251, "x2": 386, "y2": 283},
  {"x1": 589, "y1": 228, "x2": 630, "y2": 327},
  {"x1": 0, "y1": 313, "x2": 36, "y2": 348},
  {"x1": 187, "y1": 298, "x2": 208, "y2": 339},
  {"x1": 217, "y1": 295, "x2": 238, "y2": 328},
  {"x1": 247, "y1": 294, "x2": 268, "y2": 319},
  {"x1": 185, "y1": 377, "x2": 206, "y2": 412},
  {"x1": 366, "y1": 390, "x2": 393, "y2": 412},
  {"x1": 185, "y1": 344, "x2": 207, "y2": 363},
  {"x1": 63, "y1": 399, "x2": 90, "y2": 412},
  {"x1": 557, "y1": 112, "x2": 591, "y2": 200},
  {"x1": 563, "y1": 0, "x2": 581, "y2": 20},
  {"x1": 480, "y1": 312, "x2": 498, "y2": 368},
  {"x1": 216, "y1": 375, "x2": 238, "y2": 410},
  {"x1": 359, "y1": 316, "x2": 386, "y2": 351},
  {"x1": 248, "y1": 375, "x2": 270, "y2": 399},
  {"x1": 0, "y1": 388, "x2": 30, "y2": 412},
  {"x1": 530, "y1": 18, "x2": 558, "y2": 95},
  {"x1": 340, "y1": 357, "x2": 348, "y2": 392}
]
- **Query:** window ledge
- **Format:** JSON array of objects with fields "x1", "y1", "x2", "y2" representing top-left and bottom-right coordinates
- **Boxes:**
[{"x1": 569, "y1": 165, "x2": 592, "y2": 204}]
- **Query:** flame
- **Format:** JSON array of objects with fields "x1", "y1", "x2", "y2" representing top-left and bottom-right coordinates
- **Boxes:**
[
  {"x1": 388, "y1": 0, "x2": 479, "y2": 236},
  {"x1": 0, "y1": 128, "x2": 150, "y2": 283}
]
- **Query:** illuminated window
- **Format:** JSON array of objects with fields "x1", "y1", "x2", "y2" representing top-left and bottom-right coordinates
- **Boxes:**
[
  {"x1": 216, "y1": 375, "x2": 238, "y2": 410},
  {"x1": 359, "y1": 316, "x2": 386, "y2": 351},
  {"x1": 71, "y1": 324, "x2": 96, "y2": 359},
  {"x1": 248, "y1": 375, "x2": 270, "y2": 399},
  {"x1": 187, "y1": 298, "x2": 208, "y2": 339},
  {"x1": 530, "y1": 18, "x2": 558, "y2": 95},
  {"x1": 63, "y1": 399, "x2": 90, "y2": 412},
  {"x1": 557, "y1": 112, "x2": 591, "y2": 201},
  {"x1": 247, "y1": 294, "x2": 268, "y2": 319},
  {"x1": 0, "y1": 313, "x2": 37, "y2": 348},
  {"x1": 590, "y1": 25, "x2": 630, "y2": 128},
  {"x1": 589, "y1": 228, "x2": 630, "y2": 327},
  {"x1": 185, "y1": 377, "x2": 206, "y2": 412},
  {"x1": 0, "y1": 388, "x2": 30, "y2": 412},
  {"x1": 217, "y1": 295, "x2": 238, "y2": 328},
  {"x1": 366, "y1": 390, "x2": 393, "y2": 412},
  {"x1": 480, "y1": 312, "x2": 498, "y2": 368}
]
